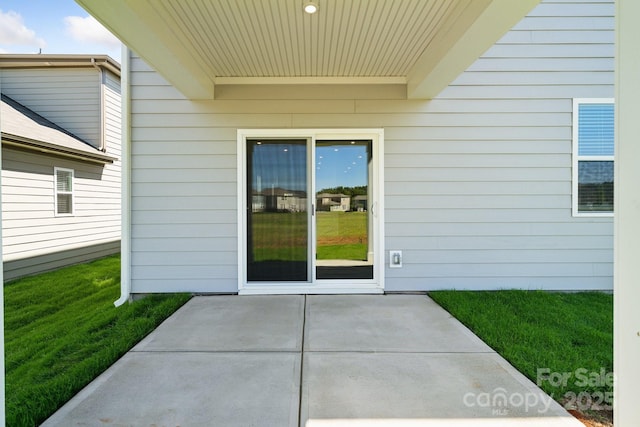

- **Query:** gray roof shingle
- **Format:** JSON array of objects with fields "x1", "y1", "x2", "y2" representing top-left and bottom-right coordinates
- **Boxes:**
[{"x1": 1, "y1": 94, "x2": 115, "y2": 163}]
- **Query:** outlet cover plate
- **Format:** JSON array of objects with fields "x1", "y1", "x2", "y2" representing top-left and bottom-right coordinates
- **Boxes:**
[{"x1": 389, "y1": 250, "x2": 402, "y2": 268}]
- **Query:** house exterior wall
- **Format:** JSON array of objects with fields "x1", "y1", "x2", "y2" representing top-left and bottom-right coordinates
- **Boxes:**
[
  {"x1": 127, "y1": 0, "x2": 614, "y2": 293},
  {"x1": 1, "y1": 146, "x2": 121, "y2": 280},
  {"x1": 1, "y1": 67, "x2": 122, "y2": 281},
  {"x1": 0, "y1": 68, "x2": 102, "y2": 148}
]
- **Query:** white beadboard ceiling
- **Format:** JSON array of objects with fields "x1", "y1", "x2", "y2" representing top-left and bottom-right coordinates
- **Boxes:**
[
  {"x1": 76, "y1": 0, "x2": 540, "y2": 99},
  {"x1": 156, "y1": 0, "x2": 461, "y2": 78}
]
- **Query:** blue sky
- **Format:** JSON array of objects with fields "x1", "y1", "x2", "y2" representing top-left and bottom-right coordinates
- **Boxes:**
[
  {"x1": 251, "y1": 142, "x2": 368, "y2": 193},
  {"x1": 0, "y1": 0, "x2": 121, "y2": 62},
  {"x1": 316, "y1": 144, "x2": 368, "y2": 190}
]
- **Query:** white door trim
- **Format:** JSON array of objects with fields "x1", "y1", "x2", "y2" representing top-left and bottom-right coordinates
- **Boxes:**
[{"x1": 237, "y1": 128, "x2": 385, "y2": 294}]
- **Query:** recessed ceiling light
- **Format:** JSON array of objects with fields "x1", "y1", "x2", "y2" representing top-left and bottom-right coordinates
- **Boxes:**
[{"x1": 304, "y1": 2, "x2": 318, "y2": 14}]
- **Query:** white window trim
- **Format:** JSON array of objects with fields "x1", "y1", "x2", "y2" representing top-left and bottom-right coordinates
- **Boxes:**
[
  {"x1": 572, "y1": 98, "x2": 615, "y2": 217},
  {"x1": 236, "y1": 128, "x2": 385, "y2": 294},
  {"x1": 54, "y1": 167, "x2": 75, "y2": 216}
]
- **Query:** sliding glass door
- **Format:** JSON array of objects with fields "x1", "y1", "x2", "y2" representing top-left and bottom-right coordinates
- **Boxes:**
[{"x1": 240, "y1": 130, "x2": 383, "y2": 293}]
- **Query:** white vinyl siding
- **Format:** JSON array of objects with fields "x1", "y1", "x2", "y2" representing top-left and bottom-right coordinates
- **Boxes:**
[
  {"x1": 572, "y1": 99, "x2": 615, "y2": 217},
  {"x1": 127, "y1": 0, "x2": 614, "y2": 293},
  {"x1": 2, "y1": 147, "x2": 121, "y2": 263},
  {"x1": 104, "y1": 70, "x2": 122, "y2": 155},
  {"x1": 0, "y1": 68, "x2": 101, "y2": 148}
]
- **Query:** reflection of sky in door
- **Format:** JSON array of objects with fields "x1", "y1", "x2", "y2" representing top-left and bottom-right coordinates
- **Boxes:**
[{"x1": 316, "y1": 144, "x2": 368, "y2": 190}]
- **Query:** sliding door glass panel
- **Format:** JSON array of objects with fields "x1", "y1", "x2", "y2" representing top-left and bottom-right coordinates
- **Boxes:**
[
  {"x1": 247, "y1": 139, "x2": 308, "y2": 281},
  {"x1": 315, "y1": 140, "x2": 373, "y2": 279}
]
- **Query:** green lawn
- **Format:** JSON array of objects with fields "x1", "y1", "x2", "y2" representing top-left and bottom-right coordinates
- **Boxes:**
[
  {"x1": 317, "y1": 211, "x2": 368, "y2": 260},
  {"x1": 4, "y1": 254, "x2": 191, "y2": 427},
  {"x1": 429, "y1": 290, "x2": 613, "y2": 406}
]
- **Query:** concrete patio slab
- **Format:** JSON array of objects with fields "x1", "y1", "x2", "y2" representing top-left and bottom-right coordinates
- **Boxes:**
[
  {"x1": 300, "y1": 352, "x2": 578, "y2": 426},
  {"x1": 135, "y1": 294, "x2": 304, "y2": 351},
  {"x1": 42, "y1": 295, "x2": 583, "y2": 427},
  {"x1": 304, "y1": 295, "x2": 493, "y2": 352},
  {"x1": 42, "y1": 351, "x2": 301, "y2": 427}
]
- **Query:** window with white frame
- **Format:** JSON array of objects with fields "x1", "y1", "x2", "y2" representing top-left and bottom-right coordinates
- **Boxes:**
[
  {"x1": 55, "y1": 167, "x2": 74, "y2": 215},
  {"x1": 572, "y1": 99, "x2": 614, "y2": 216}
]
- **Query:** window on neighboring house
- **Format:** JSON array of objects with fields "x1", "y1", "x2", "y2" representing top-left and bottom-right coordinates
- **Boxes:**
[
  {"x1": 55, "y1": 167, "x2": 74, "y2": 215},
  {"x1": 573, "y1": 99, "x2": 615, "y2": 216}
]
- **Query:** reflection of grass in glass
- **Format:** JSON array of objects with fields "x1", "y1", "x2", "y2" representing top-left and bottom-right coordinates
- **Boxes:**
[
  {"x1": 317, "y1": 244, "x2": 367, "y2": 260},
  {"x1": 251, "y1": 212, "x2": 307, "y2": 261},
  {"x1": 317, "y1": 212, "x2": 368, "y2": 260},
  {"x1": 253, "y1": 247, "x2": 307, "y2": 262},
  {"x1": 250, "y1": 211, "x2": 368, "y2": 261}
]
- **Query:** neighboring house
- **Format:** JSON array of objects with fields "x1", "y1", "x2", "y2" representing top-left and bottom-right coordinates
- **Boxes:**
[
  {"x1": 76, "y1": 0, "x2": 616, "y2": 299},
  {"x1": 316, "y1": 193, "x2": 350, "y2": 212},
  {"x1": 0, "y1": 55, "x2": 121, "y2": 281},
  {"x1": 252, "y1": 188, "x2": 307, "y2": 213}
]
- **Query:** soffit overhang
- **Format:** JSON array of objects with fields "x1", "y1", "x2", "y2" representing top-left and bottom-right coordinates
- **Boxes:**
[{"x1": 76, "y1": 0, "x2": 540, "y2": 100}]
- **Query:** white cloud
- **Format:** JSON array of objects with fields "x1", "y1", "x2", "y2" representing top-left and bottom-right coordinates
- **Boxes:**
[
  {"x1": 64, "y1": 15, "x2": 120, "y2": 49},
  {"x1": 0, "y1": 9, "x2": 46, "y2": 48}
]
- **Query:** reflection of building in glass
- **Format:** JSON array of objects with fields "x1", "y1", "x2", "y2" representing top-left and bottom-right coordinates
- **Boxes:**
[
  {"x1": 252, "y1": 188, "x2": 307, "y2": 212},
  {"x1": 316, "y1": 193, "x2": 351, "y2": 212},
  {"x1": 353, "y1": 195, "x2": 368, "y2": 212}
]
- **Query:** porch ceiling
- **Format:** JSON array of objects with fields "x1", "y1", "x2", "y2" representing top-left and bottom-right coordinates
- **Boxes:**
[{"x1": 76, "y1": 0, "x2": 540, "y2": 99}]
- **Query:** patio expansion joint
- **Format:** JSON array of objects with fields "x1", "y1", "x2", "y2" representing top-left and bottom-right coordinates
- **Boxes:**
[
  {"x1": 129, "y1": 349, "x2": 303, "y2": 354},
  {"x1": 297, "y1": 295, "x2": 307, "y2": 427}
]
